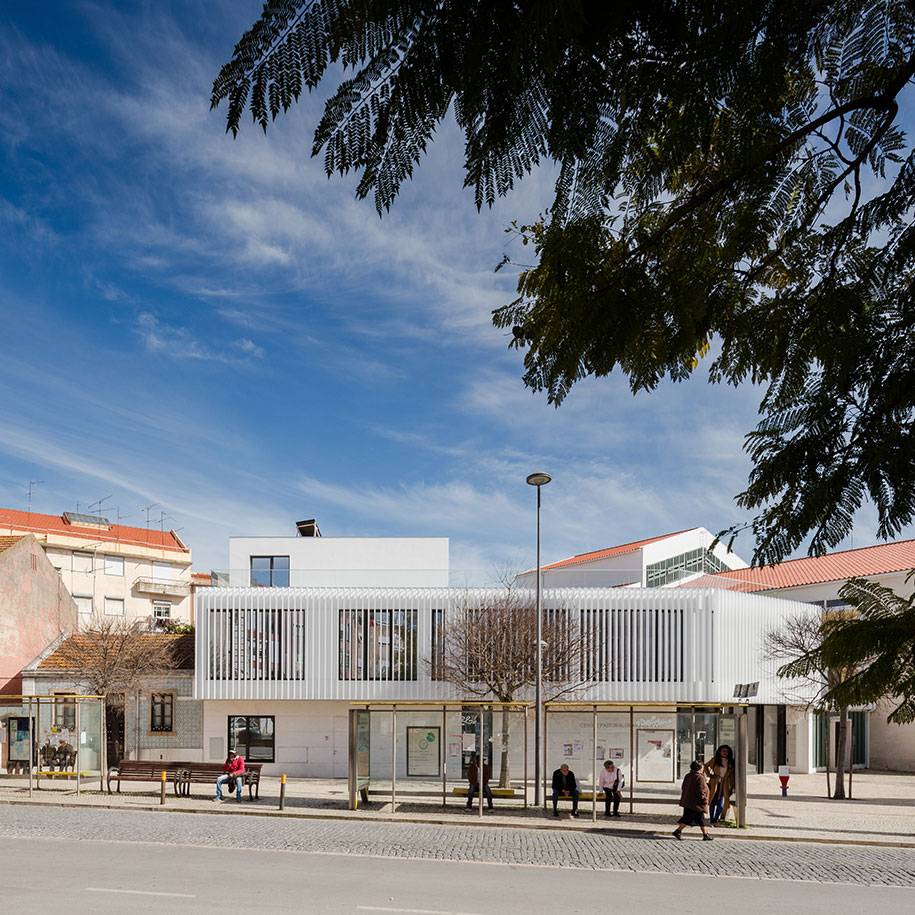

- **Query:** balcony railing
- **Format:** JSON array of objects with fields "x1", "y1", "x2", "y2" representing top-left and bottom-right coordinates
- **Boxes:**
[{"x1": 134, "y1": 577, "x2": 190, "y2": 597}]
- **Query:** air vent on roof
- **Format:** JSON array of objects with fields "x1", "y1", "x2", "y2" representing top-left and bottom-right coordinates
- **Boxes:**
[
  {"x1": 62, "y1": 511, "x2": 111, "y2": 530},
  {"x1": 296, "y1": 518, "x2": 321, "y2": 537}
]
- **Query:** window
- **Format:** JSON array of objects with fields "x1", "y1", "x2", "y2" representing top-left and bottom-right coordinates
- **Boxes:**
[
  {"x1": 72, "y1": 551, "x2": 93, "y2": 574},
  {"x1": 228, "y1": 715, "x2": 274, "y2": 763},
  {"x1": 339, "y1": 608, "x2": 417, "y2": 680},
  {"x1": 152, "y1": 562, "x2": 172, "y2": 583},
  {"x1": 104, "y1": 597, "x2": 125, "y2": 616},
  {"x1": 105, "y1": 555, "x2": 124, "y2": 576},
  {"x1": 151, "y1": 602, "x2": 171, "y2": 629},
  {"x1": 645, "y1": 548, "x2": 726, "y2": 587},
  {"x1": 250, "y1": 556, "x2": 290, "y2": 587},
  {"x1": 74, "y1": 595, "x2": 93, "y2": 615},
  {"x1": 53, "y1": 693, "x2": 77, "y2": 730},
  {"x1": 150, "y1": 693, "x2": 174, "y2": 733}
]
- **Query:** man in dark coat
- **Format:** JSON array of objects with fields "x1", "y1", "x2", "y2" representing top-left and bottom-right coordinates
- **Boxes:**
[
  {"x1": 551, "y1": 763, "x2": 580, "y2": 817},
  {"x1": 672, "y1": 760, "x2": 713, "y2": 840}
]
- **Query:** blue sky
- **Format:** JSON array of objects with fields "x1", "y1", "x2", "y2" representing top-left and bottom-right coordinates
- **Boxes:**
[{"x1": 0, "y1": 2, "x2": 906, "y2": 578}]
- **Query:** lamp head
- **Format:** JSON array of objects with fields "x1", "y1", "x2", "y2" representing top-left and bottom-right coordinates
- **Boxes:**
[{"x1": 526, "y1": 472, "x2": 552, "y2": 487}]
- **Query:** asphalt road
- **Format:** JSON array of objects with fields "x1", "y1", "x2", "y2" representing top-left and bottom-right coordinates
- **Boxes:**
[{"x1": 1, "y1": 805, "x2": 913, "y2": 913}]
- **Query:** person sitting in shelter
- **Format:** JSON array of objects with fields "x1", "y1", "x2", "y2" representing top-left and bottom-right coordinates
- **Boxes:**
[
  {"x1": 214, "y1": 749, "x2": 245, "y2": 802},
  {"x1": 703, "y1": 744, "x2": 734, "y2": 825},
  {"x1": 551, "y1": 763, "x2": 580, "y2": 817},
  {"x1": 599, "y1": 759, "x2": 625, "y2": 818},
  {"x1": 40, "y1": 739, "x2": 57, "y2": 769},
  {"x1": 55, "y1": 739, "x2": 76, "y2": 771},
  {"x1": 465, "y1": 755, "x2": 493, "y2": 811}
]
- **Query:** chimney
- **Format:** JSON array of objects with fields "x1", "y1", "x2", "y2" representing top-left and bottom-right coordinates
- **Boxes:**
[{"x1": 295, "y1": 518, "x2": 322, "y2": 537}]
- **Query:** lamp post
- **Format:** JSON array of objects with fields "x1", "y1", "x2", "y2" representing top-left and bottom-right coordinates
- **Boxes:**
[{"x1": 526, "y1": 471, "x2": 551, "y2": 806}]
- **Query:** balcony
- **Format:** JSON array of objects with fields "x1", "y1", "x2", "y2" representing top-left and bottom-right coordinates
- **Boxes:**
[{"x1": 134, "y1": 577, "x2": 190, "y2": 597}]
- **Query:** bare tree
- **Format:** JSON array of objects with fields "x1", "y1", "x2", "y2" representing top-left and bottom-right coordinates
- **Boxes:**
[
  {"x1": 427, "y1": 589, "x2": 586, "y2": 787},
  {"x1": 764, "y1": 610, "x2": 854, "y2": 799},
  {"x1": 52, "y1": 618, "x2": 182, "y2": 768}
]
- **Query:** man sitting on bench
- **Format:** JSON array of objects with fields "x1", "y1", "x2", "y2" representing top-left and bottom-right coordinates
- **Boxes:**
[
  {"x1": 214, "y1": 749, "x2": 245, "y2": 802},
  {"x1": 56, "y1": 739, "x2": 76, "y2": 771},
  {"x1": 552, "y1": 763, "x2": 580, "y2": 818}
]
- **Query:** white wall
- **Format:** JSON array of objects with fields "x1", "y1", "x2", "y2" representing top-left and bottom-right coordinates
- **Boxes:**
[{"x1": 228, "y1": 536, "x2": 449, "y2": 588}]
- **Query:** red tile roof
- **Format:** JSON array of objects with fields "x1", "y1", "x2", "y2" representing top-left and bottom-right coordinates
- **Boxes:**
[
  {"x1": 537, "y1": 530, "x2": 697, "y2": 572},
  {"x1": 0, "y1": 507, "x2": 188, "y2": 554},
  {"x1": 0, "y1": 534, "x2": 25, "y2": 554},
  {"x1": 38, "y1": 633, "x2": 195, "y2": 671},
  {"x1": 709, "y1": 540, "x2": 915, "y2": 591}
]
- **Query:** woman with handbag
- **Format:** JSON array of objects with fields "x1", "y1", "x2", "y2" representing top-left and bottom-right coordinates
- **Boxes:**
[{"x1": 703, "y1": 744, "x2": 734, "y2": 824}]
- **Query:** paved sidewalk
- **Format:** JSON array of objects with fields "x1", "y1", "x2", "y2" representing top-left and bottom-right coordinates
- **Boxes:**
[{"x1": 1, "y1": 770, "x2": 912, "y2": 848}]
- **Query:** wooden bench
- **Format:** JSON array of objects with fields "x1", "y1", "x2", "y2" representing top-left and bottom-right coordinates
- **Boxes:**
[
  {"x1": 175, "y1": 762, "x2": 263, "y2": 800},
  {"x1": 107, "y1": 760, "x2": 188, "y2": 795}
]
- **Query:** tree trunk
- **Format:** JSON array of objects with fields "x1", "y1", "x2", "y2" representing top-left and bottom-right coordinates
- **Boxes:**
[
  {"x1": 824, "y1": 714, "x2": 831, "y2": 799},
  {"x1": 499, "y1": 707, "x2": 511, "y2": 788},
  {"x1": 832, "y1": 706, "x2": 849, "y2": 799}
]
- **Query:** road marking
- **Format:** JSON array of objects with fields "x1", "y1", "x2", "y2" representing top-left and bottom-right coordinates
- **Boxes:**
[
  {"x1": 85, "y1": 888, "x2": 196, "y2": 898},
  {"x1": 357, "y1": 907, "x2": 487, "y2": 915}
]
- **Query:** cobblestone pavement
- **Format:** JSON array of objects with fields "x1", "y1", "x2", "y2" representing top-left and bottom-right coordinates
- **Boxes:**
[{"x1": 1, "y1": 804, "x2": 913, "y2": 889}]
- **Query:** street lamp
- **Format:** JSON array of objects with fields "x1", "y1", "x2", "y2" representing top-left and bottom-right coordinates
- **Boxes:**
[{"x1": 526, "y1": 471, "x2": 551, "y2": 806}]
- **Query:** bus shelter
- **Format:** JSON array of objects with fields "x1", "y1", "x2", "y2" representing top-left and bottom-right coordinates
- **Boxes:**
[
  {"x1": 544, "y1": 702, "x2": 748, "y2": 825},
  {"x1": 348, "y1": 702, "x2": 530, "y2": 815},
  {"x1": 349, "y1": 701, "x2": 748, "y2": 825},
  {"x1": 0, "y1": 695, "x2": 105, "y2": 797}
]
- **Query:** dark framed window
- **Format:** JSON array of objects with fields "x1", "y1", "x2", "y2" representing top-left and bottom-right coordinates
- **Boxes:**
[
  {"x1": 228, "y1": 715, "x2": 275, "y2": 763},
  {"x1": 150, "y1": 693, "x2": 174, "y2": 732},
  {"x1": 250, "y1": 555, "x2": 290, "y2": 587},
  {"x1": 339, "y1": 609, "x2": 417, "y2": 681}
]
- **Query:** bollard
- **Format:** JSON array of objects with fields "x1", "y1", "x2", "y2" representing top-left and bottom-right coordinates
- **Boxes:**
[
  {"x1": 778, "y1": 764, "x2": 790, "y2": 797},
  {"x1": 160, "y1": 770, "x2": 167, "y2": 805},
  {"x1": 279, "y1": 773, "x2": 286, "y2": 810}
]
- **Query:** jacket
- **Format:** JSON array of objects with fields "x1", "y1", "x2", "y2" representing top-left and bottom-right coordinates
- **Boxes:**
[
  {"x1": 552, "y1": 768, "x2": 578, "y2": 793},
  {"x1": 703, "y1": 757, "x2": 734, "y2": 800},
  {"x1": 679, "y1": 770, "x2": 709, "y2": 813},
  {"x1": 599, "y1": 767, "x2": 624, "y2": 793},
  {"x1": 224, "y1": 755, "x2": 245, "y2": 776},
  {"x1": 467, "y1": 761, "x2": 490, "y2": 785}
]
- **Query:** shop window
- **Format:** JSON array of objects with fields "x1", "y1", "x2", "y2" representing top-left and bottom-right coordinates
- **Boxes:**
[{"x1": 228, "y1": 715, "x2": 275, "y2": 763}]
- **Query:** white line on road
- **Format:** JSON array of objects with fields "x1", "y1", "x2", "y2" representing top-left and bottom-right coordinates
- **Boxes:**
[
  {"x1": 357, "y1": 907, "x2": 487, "y2": 915},
  {"x1": 85, "y1": 888, "x2": 197, "y2": 898}
]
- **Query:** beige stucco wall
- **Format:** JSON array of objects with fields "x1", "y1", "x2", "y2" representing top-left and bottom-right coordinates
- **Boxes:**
[{"x1": 868, "y1": 700, "x2": 915, "y2": 771}]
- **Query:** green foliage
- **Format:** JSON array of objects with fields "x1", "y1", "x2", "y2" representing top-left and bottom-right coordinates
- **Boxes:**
[
  {"x1": 213, "y1": 1, "x2": 915, "y2": 563},
  {"x1": 163, "y1": 620, "x2": 195, "y2": 635},
  {"x1": 777, "y1": 577, "x2": 915, "y2": 723}
]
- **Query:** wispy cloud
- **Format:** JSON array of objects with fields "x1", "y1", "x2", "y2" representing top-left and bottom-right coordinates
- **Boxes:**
[{"x1": 135, "y1": 312, "x2": 264, "y2": 363}]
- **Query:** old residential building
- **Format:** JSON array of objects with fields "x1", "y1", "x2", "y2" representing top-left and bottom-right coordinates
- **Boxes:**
[{"x1": 0, "y1": 507, "x2": 192, "y2": 629}]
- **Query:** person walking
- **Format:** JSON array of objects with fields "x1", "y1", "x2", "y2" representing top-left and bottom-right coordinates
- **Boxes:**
[
  {"x1": 466, "y1": 755, "x2": 493, "y2": 811},
  {"x1": 551, "y1": 763, "x2": 580, "y2": 817},
  {"x1": 214, "y1": 749, "x2": 245, "y2": 802},
  {"x1": 598, "y1": 759, "x2": 624, "y2": 817},
  {"x1": 672, "y1": 760, "x2": 713, "y2": 841},
  {"x1": 703, "y1": 744, "x2": 734, "y2": 824}
]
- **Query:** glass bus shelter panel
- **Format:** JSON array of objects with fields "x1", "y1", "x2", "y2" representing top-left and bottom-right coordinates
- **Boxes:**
[
  {"x1": 0, "y1": 700, "x2": 30, "y2": 775},
  {"x1": 633, "y1": 710, "x2": 679, "y2": 794},
  {"x1": 544, "y1": 710, "x2": 631, "y2": 792}
]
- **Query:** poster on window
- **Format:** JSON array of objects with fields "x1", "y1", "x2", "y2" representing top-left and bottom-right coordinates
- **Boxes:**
[
  {"x1": 636, "y1": 728, "x2": 675, "y2": 782},
  {"x1": 406, "y1": 726, "x2": 441, "y2": 777}
]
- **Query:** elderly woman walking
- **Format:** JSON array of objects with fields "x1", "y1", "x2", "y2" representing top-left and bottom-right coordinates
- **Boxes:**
[{"x1": 672, "y1": 760, "x2": 713, "y2": 841}]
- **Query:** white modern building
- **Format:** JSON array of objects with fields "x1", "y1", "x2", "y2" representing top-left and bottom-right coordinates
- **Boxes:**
[
  {"x1": 514, "y1": 528, "x2": 748, "y2": 589},
  {"x1": 0, "y1": 507, "x2": 192, "y2": 628},
  {"x1": 227, "y1": 519, "x2": 449, "y2": 589},
  {"x1": 194, "y1": 583, "x2": 803, "y2": 779}
]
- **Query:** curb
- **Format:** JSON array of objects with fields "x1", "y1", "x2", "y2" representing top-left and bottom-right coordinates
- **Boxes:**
[{"x1": 2, "y1": 798, "x2": 913, "y2": 850}]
